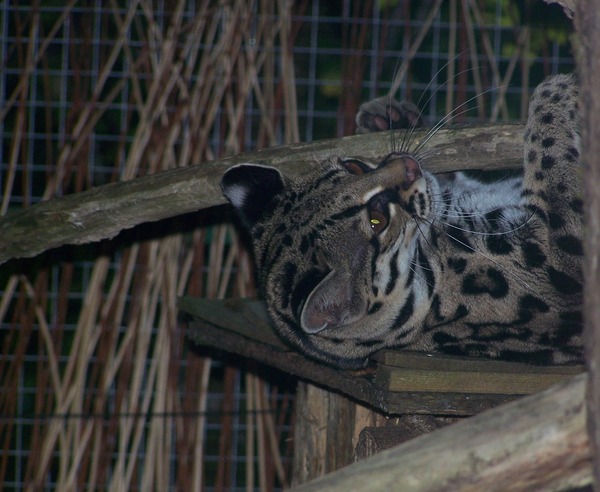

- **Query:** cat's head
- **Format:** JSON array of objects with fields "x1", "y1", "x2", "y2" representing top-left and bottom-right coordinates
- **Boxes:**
[{"x1": 221, "y1": 152, "x2": 438, "y2": 368}]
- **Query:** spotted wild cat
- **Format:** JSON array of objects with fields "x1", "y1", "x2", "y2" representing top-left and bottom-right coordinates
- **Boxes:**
[{"x1": 221, "y1": 74, "x2": 583, "y2": 369}]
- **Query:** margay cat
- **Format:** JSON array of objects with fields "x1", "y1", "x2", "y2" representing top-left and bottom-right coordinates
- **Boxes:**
[{"x1": 221, "y1": 74, "x2": 584, "y2": 369}]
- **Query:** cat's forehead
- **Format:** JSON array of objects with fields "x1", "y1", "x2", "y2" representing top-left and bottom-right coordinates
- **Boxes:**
[{"x1": 288, "y1": 151, "x2": 421, "y2": 195}]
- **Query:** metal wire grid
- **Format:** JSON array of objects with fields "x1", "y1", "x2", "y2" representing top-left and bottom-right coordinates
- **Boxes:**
[{"x1": 0, "y1": 1, "x2": 575, "y2": 490}]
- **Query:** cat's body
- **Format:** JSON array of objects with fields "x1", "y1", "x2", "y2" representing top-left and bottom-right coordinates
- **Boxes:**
[{"x1": 222, "y1": 74, "x2": 583, "y2": 369}]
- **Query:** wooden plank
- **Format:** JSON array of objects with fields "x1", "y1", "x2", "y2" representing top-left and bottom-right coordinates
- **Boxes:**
[
  {"x1": 376, "y1": 367, "x2": 580, "y2": 395},
  {"x1": 180, "y1": 297, "x2": 584, "y2": 415},
  {"x1": 178, "y1": 296, "x2": 287, "y2": 350},
  {"x1": 373, "y1": 350, "x2": 584, "y2": 374},
  {"x1": 373, "y1": 351, "x2": 584, "y2": 395}
]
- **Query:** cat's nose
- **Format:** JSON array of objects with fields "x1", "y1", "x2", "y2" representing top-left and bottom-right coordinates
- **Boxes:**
[{"x1": 377, "y1": 154, "x2": 423, "y2": 190}]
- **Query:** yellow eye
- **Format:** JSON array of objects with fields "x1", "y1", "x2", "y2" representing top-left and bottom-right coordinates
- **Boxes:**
[{"x1": 369, "y1": 210, "x2": 388, "y2": 234}]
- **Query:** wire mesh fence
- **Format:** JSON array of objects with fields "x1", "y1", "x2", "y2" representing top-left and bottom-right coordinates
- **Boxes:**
[{"x1": 0, "y1": 1, "x2": 575, "y2": 490}]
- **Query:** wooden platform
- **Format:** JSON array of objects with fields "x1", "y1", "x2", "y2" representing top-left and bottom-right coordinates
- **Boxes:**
[{"x1": 179, "y1": 296, "x2": 584, "y2": 417}]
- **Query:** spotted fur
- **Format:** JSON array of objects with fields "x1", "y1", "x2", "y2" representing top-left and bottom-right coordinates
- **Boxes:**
[{"x1": 221, "y1": 74, "x2": 583, "y2": 368}]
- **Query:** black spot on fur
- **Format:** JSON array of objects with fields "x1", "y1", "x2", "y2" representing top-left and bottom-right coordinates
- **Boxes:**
[
  {"x1": 518, "y1": 294, "x2": 549, "y2": 322},
  {"x1": 554, "y1": 314, "x2": 583, "y2": 345},
  {"x1": 542, "y1": 137, "x2": 555, "y2": 148},
  {"x1": 540, "y1": 112, "x2": 554, "y2": 124},
  {"x1": 535, "y1": 171, "x2": 544, "y2": 181},
  {"x1": 432, "y1": 332, "x2": 459, "y2": 346},
  {"x1": 570, "y1": 198, "x2": 583, "y2": 215},
  {"x1": 484, "y1": 209, "x2": 504, "y2": 231},
  {"x1": 556, "y1": 235, "x2": 583, "y2": 256},
  {"x1": 455, "y1": 304, "x2": 469, "y2": 319},
  {"x1": 486, "y1": 235, "x2": 513, "y2": 255},
  {"x1": 448, "y1": 257, "x2": 467, "y2": 274},
  {"x1": 299, "y1": 235, "x2": 310, "y2": 254},
  {"x1": 547, "y1": 267, "x2": 582, "y2": 295},
  {"x1": 548, "y1": 212, "x2": 564, "y2": 229},
  {"x1": 499, "y1": 350, "x2": 554, "y2": 365},
  {"x1": 525, "y1": 204, "x2": 547, "y2": 222},
  {"x1": 462, "y1": 268, "x2": 509, "y2": 298},
  {"x1": 522, "y1": 242, "x2": 546, "y2": 268},
  {"x1": 527, "y1": 149, "x2": 537, "y2": 163},
  {"x1": 446, "y1": 228, "x2": 474, "y2": 253},
  {"x1": 541, "y1": 154, "x2": 556, "y2": 169},
  {"x1": 564, "y1": 147, "x2": 579, "y2": 163}
]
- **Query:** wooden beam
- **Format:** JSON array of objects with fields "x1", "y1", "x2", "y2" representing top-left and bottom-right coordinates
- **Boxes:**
[
  {"x1": 290, "y1": 373, "x2": 592, "y2": 492},
  {"x1": 0, "y1": 124, "x2": 523, "y2": 264},
  {"x1": 575, "y1": 0, "x2": 600, "y2": 486}
]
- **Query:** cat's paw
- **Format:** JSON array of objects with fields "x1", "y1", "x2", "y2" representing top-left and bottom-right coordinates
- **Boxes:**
[{"x1": 355, "y1": 97, "x2": 423, "y2": 134}]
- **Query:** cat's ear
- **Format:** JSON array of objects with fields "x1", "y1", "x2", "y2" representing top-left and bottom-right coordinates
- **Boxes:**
[
  {"x1": 301, "y1": 271, "x2": 353, "y2": 334},
  {"x1": 221, "y1": 164, "x2": 285, "y2": 227}
]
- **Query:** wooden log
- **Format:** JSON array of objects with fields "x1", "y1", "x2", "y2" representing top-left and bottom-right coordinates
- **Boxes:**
[
  {"x1": 290, "y1": 373, "x2": 592, "y2": 492},
  {"x1": 0, "y1": 124, "x2": 523, "y2": 264},
  {"x1": 575, "y1": 0, "x2": 600, "y2": 486}
]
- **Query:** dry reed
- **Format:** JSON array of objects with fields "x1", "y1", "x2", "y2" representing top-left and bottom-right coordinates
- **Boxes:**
[{"x1": 1, "y1": 1, "x2": 296, "y2": 490}]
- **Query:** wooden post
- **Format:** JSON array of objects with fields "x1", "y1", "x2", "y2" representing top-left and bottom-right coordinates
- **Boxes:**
[
  {"x1": 291, "y1": 383, "x2": 356, "y2": 486},
  {"x1": 575, "y1": 0, "x2": 600, "y2": 487},
  {"x1": 290, "y1": 382, "x2": 389, "y2": 486}
]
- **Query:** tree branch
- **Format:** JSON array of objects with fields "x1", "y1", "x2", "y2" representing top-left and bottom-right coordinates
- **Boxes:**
[{"x1": 0, "y1": 124, "x2": 523, "y2": 264}]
